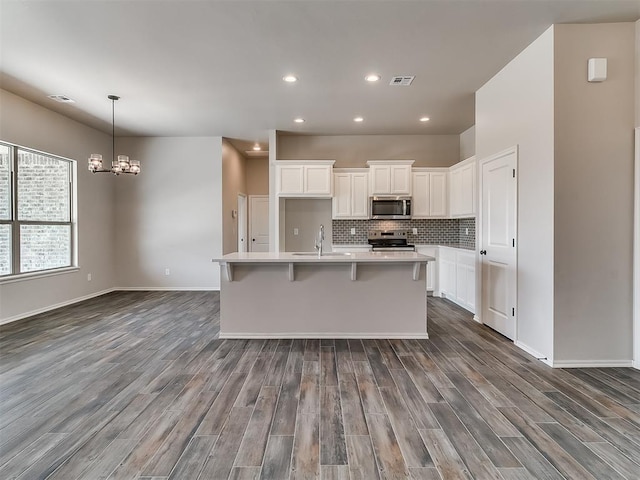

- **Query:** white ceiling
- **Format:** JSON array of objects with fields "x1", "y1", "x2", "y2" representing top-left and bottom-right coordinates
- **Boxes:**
[{"x1": 1, "y1": 0, "x2": 638, "y2": 146}]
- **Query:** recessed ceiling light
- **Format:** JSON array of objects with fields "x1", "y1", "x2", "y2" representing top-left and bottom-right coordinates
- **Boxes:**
[
  {"x1": 283, "y1": 75, "x2": 298, "y2": 83},
  {"x1": 419, "y1": 117, "x2": 430, "y2": 122},
  {"x1": 365, "y1": 74, "x2": 381, "y2": 82},
  {"x1": 253, "y1": 144, "x2": 261, "y2": 151},
  {"x1": 294, "y1": 117, "x2": 305, "y2": 123},
  {"x1": 353, "y1": 116, "x2": 364, "y2": 123},
  {"x1": 48, "y1": 94, "x2": 75, "y2": 103}
]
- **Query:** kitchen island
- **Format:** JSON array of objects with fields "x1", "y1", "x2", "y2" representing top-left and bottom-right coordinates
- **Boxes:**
[{"x1": 214, "y1": 251, "x2": 434, "y2": 338}]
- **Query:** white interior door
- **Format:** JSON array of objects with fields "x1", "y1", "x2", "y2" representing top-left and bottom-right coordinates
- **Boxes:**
[
  {"x1": 237, "y1": 194, "x2": 247, "y2": 253},
  {"x1": 480, "y1": 148, "x2": 517, "y2": 340},
  {"x1": 250, "y1": 195, "x2": 270, "y2": 252}
]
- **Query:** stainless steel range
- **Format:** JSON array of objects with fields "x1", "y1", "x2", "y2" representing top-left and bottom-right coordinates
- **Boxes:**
[{"x1": 368, "y1": 230, "x2": 416, "y2": 252}]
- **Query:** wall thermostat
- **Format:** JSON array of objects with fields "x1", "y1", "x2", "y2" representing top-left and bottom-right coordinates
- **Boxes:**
[{"x1": 588, "y1": 58, "x2": 607, "y2": 82}]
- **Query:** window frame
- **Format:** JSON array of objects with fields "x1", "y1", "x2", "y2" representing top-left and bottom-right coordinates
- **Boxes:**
[{"x1": 0, "y1": 141, "x2": 78, "y2": 280}]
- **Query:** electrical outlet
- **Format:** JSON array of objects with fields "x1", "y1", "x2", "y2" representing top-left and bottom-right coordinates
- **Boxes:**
[
  {"x1": 465, "y1": 228, "x2": 469, "y2": 235},
  {"x1": 350, "y1": 228, "x2": 356, "y2": 235},
  {"x1": 412, "y1": 228, "x2": 418, "y2": 235},
  {"x1": 293, "y1": 228, "x2": 299, "y2": 236},
  {"x1": 87, "y1": 273, "x2": 92, "y2": 281},
  {"x1": 165, "y1": 268, "x2": 170, "y2": 276}
]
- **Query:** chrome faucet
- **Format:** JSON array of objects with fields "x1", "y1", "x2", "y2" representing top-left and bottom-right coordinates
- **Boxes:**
[{"x1": 315, "y1": 224, "x2": 325, "y2": 257}]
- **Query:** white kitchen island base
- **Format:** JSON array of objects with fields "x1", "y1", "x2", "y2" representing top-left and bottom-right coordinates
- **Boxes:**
[{"x1": 216, "y1": 252, "x2": 433, "y2": 338}]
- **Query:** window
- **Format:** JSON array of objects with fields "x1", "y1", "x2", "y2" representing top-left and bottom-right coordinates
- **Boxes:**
[{"x1": 0, "y1": 142, "x2": 76, "y2": 278}]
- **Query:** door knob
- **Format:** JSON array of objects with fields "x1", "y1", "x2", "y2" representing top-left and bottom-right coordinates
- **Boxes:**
[{"x1": 480, "y1": 250, "x2": 487, "y2": 255}]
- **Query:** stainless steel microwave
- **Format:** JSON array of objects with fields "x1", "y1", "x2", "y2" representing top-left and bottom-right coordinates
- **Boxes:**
[{"x1": 369, "y1": 196, "x2": 412, "y2": 220}]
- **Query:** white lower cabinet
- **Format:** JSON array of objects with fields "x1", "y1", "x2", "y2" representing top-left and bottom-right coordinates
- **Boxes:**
[
  {"x1": 438, "y1": 247, "x2": 476, "y2": 313},
  {"x1": 416, "y1": 246, "x2": 437, "y2": 292}
]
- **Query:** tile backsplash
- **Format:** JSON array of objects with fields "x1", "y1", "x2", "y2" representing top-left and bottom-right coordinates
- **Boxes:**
[{"x1": 333, "y1": 218, "x2": 476, "y2": 249}]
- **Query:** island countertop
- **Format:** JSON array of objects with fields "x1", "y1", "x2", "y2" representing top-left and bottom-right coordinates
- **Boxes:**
[{"x1": 215, "y1": 251, "x2": 435, "y2": 264}]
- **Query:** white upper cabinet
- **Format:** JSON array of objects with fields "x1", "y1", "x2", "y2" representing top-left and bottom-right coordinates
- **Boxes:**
[
  {"x1": 412, "y1": 168, "x2": 449, "y2": 218},
  {"x1": 429, "y1": 171, "x2": 448, "y2": 217},
  {"x1": 333, "y1": 169, "x2": 369, "y2": 219},
  {"x1": 367, "y1": 160, "x2": 414, "y2": 195},
  {"x1": 275, "y1": 160, "x2": 335, "y2": 197},
  {"x1": 449, "y1": 156, "x2": 476, "y2": 217}
]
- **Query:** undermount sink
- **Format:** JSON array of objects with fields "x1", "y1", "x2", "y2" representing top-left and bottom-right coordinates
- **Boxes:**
[{"x1": 291, "y1": 252, "x2": 352, "y2": 257}]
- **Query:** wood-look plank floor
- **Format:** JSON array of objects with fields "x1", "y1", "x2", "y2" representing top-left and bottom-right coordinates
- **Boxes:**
[{"x1": 1, "y1": 291, "x2": 640, "y2": 479}]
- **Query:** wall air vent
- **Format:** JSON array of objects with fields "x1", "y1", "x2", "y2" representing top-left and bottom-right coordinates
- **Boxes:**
[
  {"x1": 389, "y1": 76, "x2": 415, "y2": 86},
  {"x1": 48, "y1": 94, "x2": 75, "y2": 103}
]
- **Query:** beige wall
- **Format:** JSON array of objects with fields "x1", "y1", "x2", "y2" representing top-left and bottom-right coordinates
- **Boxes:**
[
  {"x1": 636, "y1": 20, "x2": 640, "y2": 127},
  {"x1": 246, "y1": 157, "x2": 269, "y2": 195},
  {"x1": 0, "y1": 89, "x2": 116, "y2": 323},
  {"x1": 284, "y1": 199, "x2": 332, "y2": 252},
  {"x1": 115, "y1": 136, "x2": 223, "y2": 289},
  {"x1": 553, "y1": 23, "x2": 636, "y2": 363},
  {"x1": 459, "y1": 125, "x2": 475, "y2": 161},
  {"x1": 476, "y1": 27, "x2": 555, "y2": 361},
  {"x1": 222, "y1": 140, "x2": 247, "y2": 254},
  {"x1": 277, "y1": 134, "x2": 459, "y2": 167}
]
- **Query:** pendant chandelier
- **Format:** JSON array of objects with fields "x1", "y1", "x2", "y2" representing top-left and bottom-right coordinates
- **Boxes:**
[{"x1": 88, "y1": 95, "x2": 141, "y2": 175}]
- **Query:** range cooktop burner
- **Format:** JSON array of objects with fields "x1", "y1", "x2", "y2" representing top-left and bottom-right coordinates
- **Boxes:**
[{"x1": 368, "y1": 230, "x2": 415, "y2": 251}]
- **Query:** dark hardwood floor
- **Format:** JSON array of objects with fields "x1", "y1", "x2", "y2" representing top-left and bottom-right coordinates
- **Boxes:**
[{"x1": 1, "y1": 291, "x2": 640, "y2": 479}]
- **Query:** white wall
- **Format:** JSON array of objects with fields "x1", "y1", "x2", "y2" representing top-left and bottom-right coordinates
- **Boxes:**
[
  {"x1": 459, "y1": 125, "x2": 475, "y2": 161},
  {"x1": 115, "y1": 136, "x2": 222, "y2": 290},
  {"x1": 553, "y1": 23, "x2": 635, "y2": 364},
  {"x1": 476, "y1": 27, "x2": 555, "y2": 361},
  {"x1": 0, "y1": 90, "x2": 116, "y2": 323}
]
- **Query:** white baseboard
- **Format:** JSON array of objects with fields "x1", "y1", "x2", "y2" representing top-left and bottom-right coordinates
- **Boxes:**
[
  {"x1": 473, "y1": 314, "x2": 481, "y2": 324},
  {"x1": 0, "y1": 288, "x2": 117, "y2": 326},
  {"x1": 551, "y1": 359, "x2": 633, "y2": 368},
  {"x1": 116, "y1": 286, "x2": 220, "y2": 291},
  {"x1": 514, "y1": 341, "x2": 553, "y2": 366},
  {"x1": 220, "y1": 333, "x2": 429, "y2": 339},
  {"x1": 634, "y1": 360, "x2": 640, "y2": 370}
]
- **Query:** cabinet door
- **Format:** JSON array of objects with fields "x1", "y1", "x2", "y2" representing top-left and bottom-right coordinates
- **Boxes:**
[
  {"x1": 304, "y1": 165, "x2": 332, "y2": 195},
  {"x1": 460, "y1": 163, "x2": 475, "y2": 215},
  {"x1": 466, "y1": 264, "x2": 476, "y2": 312},
  {"x1": 449, "y1": 168, "x2": 461, "y2": 216},
  {"x1": 426, "y1": 261, "x2": 435, "y2": 291},
  {"x1": 277, "y1": 165, "x2": 303, "y2": 195},
  {"x1": 390, "y1": 165, "x2": 411, "y2": 194},
  {"x1": 411, "y1": 172, "x2": 430, "y2": 217},
  {"x1": 351, "y1": 173, "x2": 369, "y2": 218},
  {"x1": 440, "y1": 259, "x2": 455, "y2": 296},
  {"x1": 332, "y1": 173, "x2": 351, "y2": 218},
  {"x1": 369, "y1": 165, "x2": 391, "y2": 194},
  {"x1": 456, "y1": 263, "x2": 467, "y2": 305},
  {"x1": 429, "y1": 172, "x2": 448, "y2": 217}
]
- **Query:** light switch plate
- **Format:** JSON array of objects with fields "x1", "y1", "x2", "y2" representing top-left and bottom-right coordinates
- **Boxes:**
[
  {"x1": 294, "y1": 228, "x2": 299, "y2": 235},
  {"x1": 412, "y1": 228, "x2": 418, "y2": 235},
  {"x1": 350, "y1": 228, "x2": 356, "y2": 235}
]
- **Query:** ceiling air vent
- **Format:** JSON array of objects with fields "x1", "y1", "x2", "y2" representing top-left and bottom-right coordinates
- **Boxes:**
[
  {"x1": 48, "y1": 94, "x2": 75, "y2": 103},
  {"x1": 389, "y1": 76, "x2": 415, "y2": 86}
]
